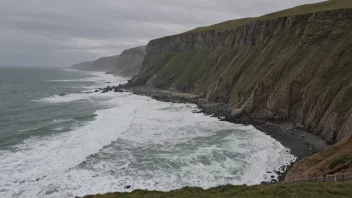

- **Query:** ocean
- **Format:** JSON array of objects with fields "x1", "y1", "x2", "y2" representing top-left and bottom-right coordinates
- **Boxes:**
[{"x1": 0, "y1": 67, "x2": 296, "y2": 198}]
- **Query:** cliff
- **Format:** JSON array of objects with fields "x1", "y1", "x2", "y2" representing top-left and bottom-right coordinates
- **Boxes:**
[
  {"x1": 71, "y1": 55, "x2": 119, "y2": 72},
  {"x1": 71, "y1": 46, "x2": 146, "y2": 77},
  {"x1": 129, "y1": 0, "x2": 352, "y2": 179},
  {"x1": 113, "y1": 46, "x2": 146, "y2": 77},
  {"x1": 132, "y1": 8, "x2": 352, "y2": 144}
]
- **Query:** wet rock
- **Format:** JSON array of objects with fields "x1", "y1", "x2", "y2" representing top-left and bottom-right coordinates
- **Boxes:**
[
  {"x1": 101, "y1": 86, "x2": 114, "y2": 93},
  {"x1": 113, "y1": 87, "x2": 123, "y2": 92},
  {"x1": 295, "y1": 123, "x2": 305, "y2": 130}
]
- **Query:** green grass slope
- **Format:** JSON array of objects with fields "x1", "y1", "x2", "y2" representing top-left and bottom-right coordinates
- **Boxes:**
[
  {"x1": 81, "y1": 183, "x2": 352, "y2": 198},
  {"x1": 190, "y1": 0, "x2": 352, "y2": 32}
]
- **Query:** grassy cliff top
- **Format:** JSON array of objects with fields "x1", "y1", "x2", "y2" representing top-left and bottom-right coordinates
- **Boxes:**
[{"x1": 189, "y1": 0, "x2": 352, "y2": 32}]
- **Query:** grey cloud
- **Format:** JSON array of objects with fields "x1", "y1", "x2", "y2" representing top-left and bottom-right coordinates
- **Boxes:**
[{"x1": 0, "y1": 0, "x2": 323, "y2": 67}]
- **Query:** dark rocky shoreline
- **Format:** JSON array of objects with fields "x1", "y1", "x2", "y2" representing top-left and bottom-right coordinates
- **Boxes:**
[{"x1": 100, "y1": 85, "x2": 327, "y2": 182}]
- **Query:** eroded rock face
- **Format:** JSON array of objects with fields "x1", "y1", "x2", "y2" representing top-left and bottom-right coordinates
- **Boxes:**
[{"x1": 131, "y1": 9, "x2": 352, "y2": 145}]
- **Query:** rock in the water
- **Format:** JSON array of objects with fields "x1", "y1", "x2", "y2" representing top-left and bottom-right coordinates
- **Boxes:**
[
  {"x1": 114, "y1": 87, "x2": 123, "y2": 92},
  {"x1": 59, "y1": 94, "x2": 65, "y2": 96},
  {"x1": 101, "y1": 86, "x2": 114, "y2": 93}
]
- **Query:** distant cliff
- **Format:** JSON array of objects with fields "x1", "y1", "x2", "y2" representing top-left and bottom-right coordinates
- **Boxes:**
[
  {"x1": 129, "y1": 1, "x2": 352, "y2": 179},
  {"x1": 113, "y1": 46, "x2": 146, "y2": 77},
  {"x1": 71, "y1": 46, "x2": 146, "y2": 77},
  {"x1": 71, "y1": 55, "x2": 119, "y2": 72}
]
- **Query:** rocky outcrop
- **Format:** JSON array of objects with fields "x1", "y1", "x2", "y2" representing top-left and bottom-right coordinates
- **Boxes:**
[
  {"x1": 131, "y1": 8, "x2": 352, "y2": 145},
  {"x1": 71, "y1": 46, "x2": 146, "y2": 77}
]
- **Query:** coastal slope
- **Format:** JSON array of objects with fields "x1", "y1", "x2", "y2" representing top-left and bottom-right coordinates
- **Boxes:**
[
  {"x1": 72, "y1": 46, "x2": 146, "y2": 77},
  {"x1": 71, "y1": 55, "x2": 119, "y2": 72},
  {"x1": 113, "y1": 46, "x2": 146, "y2": 77},
  {"x1": 129, "y1": 0, "x2": 352, "y2": 179},
  {"x1": 286, "y1": 134, "x2": 352, "y2": 181}
]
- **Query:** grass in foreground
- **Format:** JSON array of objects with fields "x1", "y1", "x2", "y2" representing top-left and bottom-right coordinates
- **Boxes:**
[
  {"x1": 189, "y1": 0, "x2": 352, "y2": 32},
  {"x1": 82, "y1": 183, "x2": 352, "y2": 198}
]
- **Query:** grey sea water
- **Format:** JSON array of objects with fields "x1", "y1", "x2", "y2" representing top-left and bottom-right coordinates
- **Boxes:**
[
  {"x1": 0, "y1": 67, "x2": 296, "y2": 198},
  {"x1": 0, "y1": 67, "x2": 98, "y2": 148}
]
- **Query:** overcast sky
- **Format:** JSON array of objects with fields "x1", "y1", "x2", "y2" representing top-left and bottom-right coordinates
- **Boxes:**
[{"x1": 0, "y1": 0, "x2": 323, "y2": 67}]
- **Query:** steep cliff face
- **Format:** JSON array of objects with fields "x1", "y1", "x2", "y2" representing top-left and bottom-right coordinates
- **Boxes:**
[
  {"x1": 71, "y1": 46, "x2": 146, "y2": 77},
  {"x1": 113, "y1": 46, "x2": 146, "y2": 77},
  {"x1": 131, "y1": 8, "x2": 352, "y2": 145}
]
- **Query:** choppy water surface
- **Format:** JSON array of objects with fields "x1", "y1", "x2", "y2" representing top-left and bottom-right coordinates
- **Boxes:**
[{"x1": 0, "y1": 67, "x2": 296, "y2": 198}]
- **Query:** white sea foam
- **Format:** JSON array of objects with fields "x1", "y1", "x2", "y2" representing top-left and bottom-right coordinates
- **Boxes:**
[
  {"x1": 51, "y1": 119, "x2": 72, "y2": 124},
  {"x1": 49, "y1": 71, "x2": 128, "y2": 87},
  {"x1": 48, "y1": 79, "x2": 93, "y2": 82},
  {"x1": 0, "y1": 90, "x2": 296, "y2": 198},
  {"x1": 18, "y1": 128, "x2": 39, "y2": 132},
  {"x1": 0, "y1": 71, "x2": 297, "y2": 197},
  {"x1": 52, "y1": 127, "x2": 64, "y2": 131},
  {"x1": 32, "y1": 92, "x2": 118, "y2": 103},
  {"x1": 0, "y1": 94, "x2": 135, "y2": 198},
  {"x1": 35, "y1": 71, "x2": 129, "y2": 104}
]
